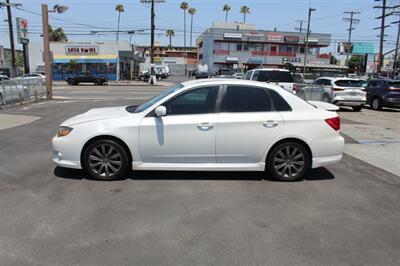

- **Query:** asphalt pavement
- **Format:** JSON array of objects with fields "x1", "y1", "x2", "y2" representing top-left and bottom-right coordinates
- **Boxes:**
[{"x1": 0, "y1": 80, "x2": 400, "y2": 265}]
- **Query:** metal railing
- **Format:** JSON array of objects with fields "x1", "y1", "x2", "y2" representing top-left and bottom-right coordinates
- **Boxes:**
[{"x1": 0, "y1": 77, "x2": 45, "y2": 110}]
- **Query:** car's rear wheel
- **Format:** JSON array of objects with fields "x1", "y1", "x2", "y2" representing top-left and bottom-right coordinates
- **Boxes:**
[
  {"x1": 267, "y1": 141, "x2": 310, "y2": 181},
  {"x1": 94, "y1": 79, "x2": 102, "y2": 86},
  {"x1": 322, "y1": 94, "x2": 331, "y2": 103},
  {"x1": 83, "y1": 139, "x2": 130, "y2": 181},
  {"x1": 371, "y1": 97, "x2": 383, "y2": 111},
  {"x1": 352, "y1": 106, "x2": 362, "y2": 112},
  {"x1": 67, "y1": 79, "x2": 75, "y2": 86}
]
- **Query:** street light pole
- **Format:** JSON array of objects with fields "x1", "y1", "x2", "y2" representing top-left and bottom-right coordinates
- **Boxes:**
[
  {"x1": 41, "y1": 4, "x2": 68, "y2": 100},
  {"x1": 41, "y1": 4, "x2": 52, "y2": 99},
  {"x1": 303, "y1": 8, "x2": 316, "y2": 77},
  {"x1": 5, "y1": 0, "x2": 16, "y2": 77}
]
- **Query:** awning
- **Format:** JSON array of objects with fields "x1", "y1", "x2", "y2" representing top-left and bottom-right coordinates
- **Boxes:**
[
  {"x1": 52, "y1": 55, "x2": 118, "y2": 64},
  {"x1": 287, "y1": 62, "x2": 348, "y2": 70}
]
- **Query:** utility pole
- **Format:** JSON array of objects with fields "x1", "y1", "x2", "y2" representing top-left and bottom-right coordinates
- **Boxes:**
[
  {"x1": 6, "y1": 0, "x2": 16, "y2": 77},
  {"x1": 343, "y1": 11, "x2": 360, "y2": 66},
  {"x1": 295, "y1": 20, "x2": 306, "y2": 33},
  {"x1": 140, "y1": 0, "x2": 164, "y2": 84},
  {"x1": 391, "y1": 12, "x2": 400, "y2": 71},
  {"x1": 374, "y1": 0, "x2": 399, "y2": 73},
  {"x1": 42, "y1": 4, "x2": 52, "y2": 99},
  {"x1": 302, "y1": 8, "x2": 316, "y2": 77}
]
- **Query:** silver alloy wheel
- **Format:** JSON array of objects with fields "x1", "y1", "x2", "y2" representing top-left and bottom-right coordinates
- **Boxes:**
[
  {"x1": 273, "y1": 145, "x2": 305, "y2": 179},
  {"x1": 372, "y1": 98, "x2": 380, "y2": 110},
  {"x1": 88, "y1": 144, "x2": 122, "y2": 178}
]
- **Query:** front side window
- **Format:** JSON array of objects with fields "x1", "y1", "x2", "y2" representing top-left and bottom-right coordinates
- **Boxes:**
[
  {"x1": 244, "y1": 71, "x2": 253, "y2": 80},
  {"x1": 221, "y1": 86, "x2": 272, "y2": 113},
  {"x1": 251, "y1": 70, "x2": 260, "y2": 81},
  {"x1": 164, "y1": 86, "x2": 219, "y2": 115}
]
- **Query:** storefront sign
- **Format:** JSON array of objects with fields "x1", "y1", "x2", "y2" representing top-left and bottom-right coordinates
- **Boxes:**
[
  {"x1": 226, "y1": 56, "x2": 239, "y2": 62},
  {"x1": 282, "y1": 57, "x2": 301, "y2": 64},
  {"x1": 306, "y1": 38, "x2": 319, "y2": 44},
  {"x1": 267, "y1": 32, "x2": 284, "y2": 42},
  {"x1": 244, "y1": 32, "x2": 264, "y2": 41},
  {"x1": 248, "y1": 58, "x2": 263, "y2": 64},
  {"x1": 284, "y1": 36, "x2": 299, "y2": 43},
  {"x1": 223, "y1": 33, "x2": 242, "y2": 39},
  {"x1": 66, "y1": 45, "x2": 98, "y2": 55},
  {"x1": 16, "y1": 17, "x2": 29, "y2": 44}
]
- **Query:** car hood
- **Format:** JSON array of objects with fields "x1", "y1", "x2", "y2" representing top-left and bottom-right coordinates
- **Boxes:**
[{"x1": 61, "y1": 106, "x2": 131, "y2": 126}]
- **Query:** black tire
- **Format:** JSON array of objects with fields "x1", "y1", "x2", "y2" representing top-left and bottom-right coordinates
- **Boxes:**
[
  {"x1": 0, "y1": 93, "x2": 3, "y2": 105},
  {"x1": 83, "y1": 139, "x2": 130, "y2": 181},
  {"x1": 94, "y1": 79, "x2": 102, "y2": 86},
  {"x1": 267, "y1": 141, "x2": 311, "y2": 181},
  {"x1": 371, "y1": 97, "x2": 383, "y2": 111},
  {"x1": 352, "y1": 106, "x2": 362, "y2": 112},
  {"x1": 67, "y1": 79, "x2": 75, "y2": 86}
]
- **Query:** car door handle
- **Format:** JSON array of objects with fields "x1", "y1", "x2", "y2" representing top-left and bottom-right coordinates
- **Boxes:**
[
  {"x1": 197, "y1": 122, "x2": 214, "y2": 130},
  {"x1": 263, "y1": 120, "x2": 279, "y2": 128}
]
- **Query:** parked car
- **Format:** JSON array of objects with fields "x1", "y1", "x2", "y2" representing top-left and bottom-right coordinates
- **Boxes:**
[
  {"x1": 195, "y1": 71, "x2": 212, "y2": 79},
  {"x1": 243, "y1": 68, "x2": 296, "y2": 93},
  {"x1": 364, "y1": 79, "x2": 400, "y2": 110},
  {"x1": 232, "y1": 73, "x2": 244, "y2": 79},
  {"x1": 20, "y1": 73, "x2": 46, "y2": 85},
  {"x1": 52, "y1": 79, "x2": 344, "y2": 182},
  {"x1": 0, "y1": 78, "x2": 29, "y2": 105},
  {"x1": 298, "y1": 77, "x2": 366, "y2": 111},
  {"x1": 66, "y1": 72, "x2": 108, "y2": 86}
]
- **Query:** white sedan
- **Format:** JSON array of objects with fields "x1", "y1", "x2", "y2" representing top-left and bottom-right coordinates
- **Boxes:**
[{"x1": 52, "y1": 79, "x2": 344, "y2": 181}]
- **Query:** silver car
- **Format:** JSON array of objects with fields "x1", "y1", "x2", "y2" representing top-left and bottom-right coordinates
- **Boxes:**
[{"x1": 297, "y1": 77, "x2": 366, "y2": 111}]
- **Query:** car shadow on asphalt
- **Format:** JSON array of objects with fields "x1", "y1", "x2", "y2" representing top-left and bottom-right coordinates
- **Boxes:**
[{"x1": 54, "y1": 167, "x2": 335, "y2": 182}]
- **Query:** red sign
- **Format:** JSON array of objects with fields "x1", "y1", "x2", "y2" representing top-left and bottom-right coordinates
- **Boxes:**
[
  {"x1": 267, "y1": 32, "x2": 284, "y2": 42},
  {"x1": 284, "y1": 36, "x2": 299, "y2": 43}
]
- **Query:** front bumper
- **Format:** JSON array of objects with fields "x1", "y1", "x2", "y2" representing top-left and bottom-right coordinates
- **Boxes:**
[{"x1": 52, "y1": 136, "x2": 82, "y2": 169}]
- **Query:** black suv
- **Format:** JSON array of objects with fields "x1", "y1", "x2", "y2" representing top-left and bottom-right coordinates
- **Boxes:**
[
  {"x1": 364, "y1": 79, "x2": 400, "y2": 110},
  {"x1": 66, "y1": 72, "x2": 108, "y2": 86}
]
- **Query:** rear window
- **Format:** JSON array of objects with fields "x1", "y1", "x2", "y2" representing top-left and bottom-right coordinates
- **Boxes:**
[
  {"x1": 258, "y1": 71, "x2": 294, "y2": 83},
  {"x1": 388, "y1": 81, "x2": 400, "y2": 88},
  {"x1": 334, "y1": 80, "x2": 363, "y2": 87}
]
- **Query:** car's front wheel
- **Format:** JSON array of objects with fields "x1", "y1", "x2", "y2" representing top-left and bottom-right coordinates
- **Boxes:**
[
  {"x1": 83, "y1": 139, "x2": 130, "y2": 180},
  {"x1": 267, "y1": 141, "x2": 310, "y2": 181},
  {"x1": 371, "y1": 97, "x2": 383, "y2": 111}
]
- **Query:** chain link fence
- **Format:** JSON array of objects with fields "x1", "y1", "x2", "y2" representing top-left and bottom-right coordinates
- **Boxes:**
[{"x1": 0, "y1": 77, "x2": 45, "y2": 110}]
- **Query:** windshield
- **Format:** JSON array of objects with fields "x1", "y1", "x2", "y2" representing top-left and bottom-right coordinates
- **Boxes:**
[
  {"x1": 129, "y1": 83, "x2": 183, "y2": 113},
  {"x1": 334, "y1": 80, "x2": 363, "y2": 87}
]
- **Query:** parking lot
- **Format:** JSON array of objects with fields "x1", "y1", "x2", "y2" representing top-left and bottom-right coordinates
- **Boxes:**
[{"x1": 1, "y1": 81, "x2": 400, "y2": 265}]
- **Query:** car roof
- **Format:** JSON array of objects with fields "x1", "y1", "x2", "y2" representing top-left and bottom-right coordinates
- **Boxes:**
[
  {"x1": 316, "y1": 77, "x2": 362, "y2": 82},
  {"x1": 250, "y1": 68, "x2": 290, "y2": 72},
  {"x1": 181, "y1": 78, "x2": 283, "y2": 89}
]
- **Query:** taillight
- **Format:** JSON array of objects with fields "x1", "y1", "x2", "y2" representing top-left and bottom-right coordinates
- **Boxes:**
[
  {"x1": 325, "y1": 116, "x2": 340, "y2": 131},
  {"x1": 332, "y1": 87, "x2": 345, "y2": 92},
  {"x1": 293, "y1": 83, "x2": 297, "y2": 92},
  {"x1": 384, "y1": 87, "x2": 400, "y2": 92}
]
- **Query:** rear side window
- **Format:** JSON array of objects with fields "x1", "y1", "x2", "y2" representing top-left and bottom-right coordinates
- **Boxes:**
[
  {"x1": 251, "y1": 71, "x2": 260, "y2": 81},
  {"x1": 334, "y1": 80, "x2": 363, "y2": 87},
  {"x1": 258, "y1": 71, "x2": 294, "y2": 83},
  {"x1": 244, "y1": 71, "x2": 252, "y2": 80},
  {"x1": 221, "y1": 86, "x2": 272, "y2": 112},
  {"x1": 268, "y1": 90, "x2": 292, "y2": 111}
]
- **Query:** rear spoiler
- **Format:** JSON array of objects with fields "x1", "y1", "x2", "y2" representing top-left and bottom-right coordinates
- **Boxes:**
[{"x1": 308, "y1": 101, "x2": 339, "y2": 111}]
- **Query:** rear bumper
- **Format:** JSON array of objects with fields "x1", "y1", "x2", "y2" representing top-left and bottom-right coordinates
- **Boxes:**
[
  {"x1": 384, "y1": 98, "x2": 400, "y2": 107},
  {"x1": 312, "y1": 154, "x2": 343, "y2": 168},
  {"x1": 332, "y1": 100, "x2": 366, "y2": 107}
]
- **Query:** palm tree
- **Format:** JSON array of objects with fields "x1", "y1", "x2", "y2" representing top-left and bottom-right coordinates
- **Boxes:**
[
  {"x1": 180, "y1": 2, "x2": 189, "y2": 49},
  {"x1": 115, "y1": 4, "x2": 124, "y2": 43},
  {"x1": 223, "y1": 4, "x2": 231, "y2": 22},
  {"x1": 166, "y1": 29, "x2": 175, "y2": 50},
  {"x1": 48, "y1": 25, "x2": 68, "y2": 42},
  {"x1": 240, "y1": 5, "x2": 250, "y2": 24},
  {"x1": 188, "y1": 8, "x2": 196, "y2": 47}
]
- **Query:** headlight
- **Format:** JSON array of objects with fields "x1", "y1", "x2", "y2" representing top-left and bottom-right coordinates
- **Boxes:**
[{"x1": 56, "y1": 126, "x2": 73, "y2": 137}]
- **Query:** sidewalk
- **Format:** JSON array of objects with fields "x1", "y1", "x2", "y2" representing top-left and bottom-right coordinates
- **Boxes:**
[{"x1": 52, "y1": 79, "x2": 176, "y2": 87}]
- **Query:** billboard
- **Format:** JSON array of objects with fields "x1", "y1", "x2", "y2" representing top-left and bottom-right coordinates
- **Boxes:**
[
  {"x1": 337, "y1": 42, "x2": 353, "y2": 54},
  {"x1": 352, "y1": 42, "x2": 375, "y2": 54},
  {"x1": 16, "y1": 17, "x2": 29, "y2": 44}
]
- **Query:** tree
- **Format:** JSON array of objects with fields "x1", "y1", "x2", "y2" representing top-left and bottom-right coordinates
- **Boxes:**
[
  {"x1": 66, "y1": 60, "x2": 79, "y2": 73},
  {"x1": 115, "y1": 4, "x2": 125, "y2": 43},
  {"x1": 166, "y1": 29, "x2": 175, "y2": 50},
  {"x1": 188, "y1": 8, "x2": 196, "y2": 47},
  {"x1": 240, "y1": 5, "x2": 250, "y2": 24},
  {"x1": 48, "y1": 25, "x2": 68, "y2": 42},
  {"x1": 223, "y1": 4, "x2": 231, "y2": 22},
  {"x1": 180, "y1": 2, "x2": 189, "y2": 49},
  {"x1": 348, "y1": 55, "x2": 365, "y2": 73}
]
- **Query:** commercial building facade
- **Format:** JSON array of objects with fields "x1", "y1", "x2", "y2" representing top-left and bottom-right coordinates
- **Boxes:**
[
  {"x1": 29, "y1": 41, "x2": 143, "y2": 81},
  {"x1": 197, "y1": 22, "x2": 331, "y2": 73}
]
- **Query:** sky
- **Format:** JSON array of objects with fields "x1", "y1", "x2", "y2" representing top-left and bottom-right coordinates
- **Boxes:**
[{"x1": 1, "y1": 0, "x2": 399, "y2": 56}]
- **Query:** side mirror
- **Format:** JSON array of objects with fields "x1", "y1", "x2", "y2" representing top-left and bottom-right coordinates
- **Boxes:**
[{"x1": 155, "y1": 106, "x2": 167, "y2": 117}]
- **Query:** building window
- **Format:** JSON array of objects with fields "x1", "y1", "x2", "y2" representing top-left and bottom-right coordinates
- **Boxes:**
[
  {"x1": 199, "y1": 54, "x2": 203, "y2": 59},
  {"x1": 199, "y1": 41, "x2": 203, "y2": 48},
  {"x1": 300, "y1": 47, "x2": 305, "y2": 54},
  {"x1": 237, "y1": 44, "x2": 242, "y2": 51},
  {"x1": 244, "y1": 44, "x2": 249, "y2": 51}
]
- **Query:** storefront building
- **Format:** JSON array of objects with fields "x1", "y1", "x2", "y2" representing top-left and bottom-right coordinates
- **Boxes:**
[
  {"x1": 29, "y1": 41, "x2": 142, "y2": 80},
  {"x1": 197, "y1": 22, "x2": 331, "y2": 73}
]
